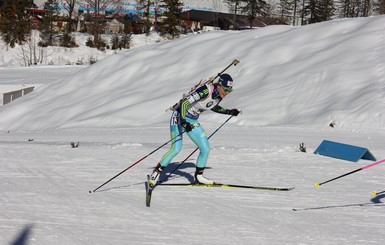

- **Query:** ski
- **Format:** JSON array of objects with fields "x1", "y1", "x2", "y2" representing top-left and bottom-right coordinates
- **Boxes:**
[
  {"x1": 158, "y1": 182, "x2": 294, "y2": 191},
  {"x1": 145, "y1": 175, "x2": 154, "y2": 207}
]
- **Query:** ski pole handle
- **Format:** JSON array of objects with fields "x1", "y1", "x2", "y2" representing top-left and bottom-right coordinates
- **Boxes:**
[{"x1": 214, "y1": 59, "x2": 240, "y2": 80}]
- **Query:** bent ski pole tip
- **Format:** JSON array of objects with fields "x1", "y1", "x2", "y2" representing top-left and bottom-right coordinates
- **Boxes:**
[
  {"x1": 372, "y1": 191, "x2": 377, "y2": 197},
  {"x1": 314, "y1": 182, "x2": 320, "y2": 188}
]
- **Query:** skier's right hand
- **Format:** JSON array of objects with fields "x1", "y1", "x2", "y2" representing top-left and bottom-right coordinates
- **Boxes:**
[
  {"x1": 181, "y1": 121, "x2": 193, "y2": 132},
  {"x1": 229, "y1": 109, "x2": 241, "y2": 116}
]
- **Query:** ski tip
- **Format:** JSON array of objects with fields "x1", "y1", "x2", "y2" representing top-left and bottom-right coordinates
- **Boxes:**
[
  {"x1": 314, "y1": 182, "x2": 320, "y2": 188},
  {"x1": 372, "y1": 191, "x2": 377, "y2": 197}
]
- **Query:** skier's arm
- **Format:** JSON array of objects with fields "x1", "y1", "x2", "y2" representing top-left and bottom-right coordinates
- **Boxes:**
[
  {"x1": 211, "y1": 104, "x2": 230, "y2": 115},
  {"x1": 212, "y1": 105, "x2": 240, "y2": 116}
]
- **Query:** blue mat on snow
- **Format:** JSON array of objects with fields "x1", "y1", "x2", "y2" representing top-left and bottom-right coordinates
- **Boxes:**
[{"x1": 314, "y1": 140, "x2": 376, "y2": 162}]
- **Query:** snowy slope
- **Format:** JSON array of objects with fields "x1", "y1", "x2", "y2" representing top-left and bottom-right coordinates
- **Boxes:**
[{"x1": 1, "y1": 16, "x2": 385, "y2": 130}]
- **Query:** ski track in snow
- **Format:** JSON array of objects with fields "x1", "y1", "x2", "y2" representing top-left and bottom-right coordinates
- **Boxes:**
[{"x1": 1, "y1": 127, "x2": 385, "y2": 244}]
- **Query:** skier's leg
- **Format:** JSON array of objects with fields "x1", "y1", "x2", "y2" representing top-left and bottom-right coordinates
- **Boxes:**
[
  {"x1": 149, "y1": 112, "x2": 183, "y2": 186},
  {"x1": 186, "y1": 122, "x2": 210, "y2": 168},
  {"x1": 186, "y1": 120, "x2": 213, "y2": 184},
  {"x1": 159, "y1": 111, "x2": 184, "y2": 167},
  {"x1": 158, "y1": 124, "x2": 183, "y2": 167}
]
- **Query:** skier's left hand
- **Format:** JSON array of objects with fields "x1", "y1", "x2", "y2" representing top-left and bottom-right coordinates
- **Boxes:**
[{"x1": 229, "y1": 109, "x2": 240, "y2": 116}]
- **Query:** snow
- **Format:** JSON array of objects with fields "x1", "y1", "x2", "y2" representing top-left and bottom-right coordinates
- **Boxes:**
[
  {"x1": 0, "y1": 31, "x2": 166, "y2": 67},
  {"x1": 1, "y1": 16, "x2": 385, "y2": 245}
]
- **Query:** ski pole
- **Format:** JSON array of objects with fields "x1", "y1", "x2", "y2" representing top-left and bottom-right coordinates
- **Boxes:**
[
  {"x1": 215, "y1": 59, "x2": 240, "y2": 79},
  {"x1": 89, "y1": 131, "x2": 184, "y2": 193},
  {"x1": 159, "y1": 115, "x2": 234, "y2": 184},
  {"x1": 372, "y1": 190, "x2": 385, "y2": 197},
  {"x1": 204, "y1": 59, "x2": 240, "y2": 86},
  {"x1": 314, "y1": 158, "x2": 385, "y2": 188}
]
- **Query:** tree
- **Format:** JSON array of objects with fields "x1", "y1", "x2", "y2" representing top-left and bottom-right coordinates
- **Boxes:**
[
  {"x1": 318, "y1": 0, "x2": 335, "y2": 21},
  {"x1": 40, "y1": 0, "x2": 60, "y2": 46},
  {"x1": 278, "y1": 0, "x2": 302, "y2": 25},
  {"x1": 119, "y1": 33, "x2": 131, "y2": 49},
  {"x1": 136, "y1": 0, "x2": 152, "y2": 35},
  {"x1": 226, "y1": 0, "x2": 242, "y2": 29},
  {"x1": 377, "y1": 0, "x2": 385, "y2": 14},
  {"x1": 63, "y1": 0, "x2": 77, "y2": 33},
  {"x1": 278, "y1": 0, "x2": 316, "y2": 25},
  {"x1": 292, "y1": 0, "x2": 302, "y2": 25},
  {"x1": 277, "y1": 0, "x2": 293, "y2": 21},
  {"x1": 339, "y1": 0, "x2": 375, "y2": 18},
  {"x1": 300, "y1": 0, "x2": 311, "y2": 25},
  {"x1": 159, "y1": 0, "x2": 183, "y2": 38},
  {"x1": 241, "y1": 0, "x2": 268, "y2": 29},
  {"x1": 340, "y1": 0, "x2": 355, "y2": 17},
  {"x1": 110, "y1": 34, "x2": 120, "y2": 49},
  {"x1": 18, "y1": 30, "x2": 45, "y2": 66},
  {"x1": 84, "y1": 0, "x2": 121, "y2": 44},
  {"x1": 264, "y1": 0, "x2": 279, "y2": 18},
  {"x1": 308, "y1": 0, "x2": 335, "y2": 23},
  {"x1": 0, "y1": 0, "x2": 32, "y2": 48}
]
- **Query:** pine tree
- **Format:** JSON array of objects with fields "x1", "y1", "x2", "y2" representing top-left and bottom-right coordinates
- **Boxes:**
[
  {"x1": 225, "y1": 0, "x2": 242, "y2": 29},
  {"x1": 159, "y1": 0, "x2": 183, "y2": 38},
  {"x1": 277, "y1": 0, "x2": 300, "y2": 25},
  {"x1": 119, "y1": 33, "x2": 131, "y2": 49},
  {"x1": 136, "y1": 0, "x2": 152, "y2": 35},
  {"x1": 308, "y1": 0, "x2": 335, "y2": 23},
  {"x1": 300, "y1": 0, "x2": 311, "y2": 25},
  {"x1": 241, "y1": 0, "x2": 268, "y2": 29},
  {"x1": 40, "y1": 0, "x2": 60, "y2": 46},
  {"x1": 377, "y1": 0, "x2": 385, "y2": 14},
  {"x1": 277, "y1": 0, "x2": 293, "y2": 21},
  {"x1": 318, "y1": 0, "x2": 335, "y2": 21},
  {"x1": 0, "y1": 0, "x2": 32, "y2": 48},
  {"x1": 63, "y1": 0, "x2": 77, "y2": 33},
  {"x1": 340, "y1": 0, "x2": 372, "y2": 17},
  {"x1": 111, "y1": 34, "x2": 120, "y2": 50}
]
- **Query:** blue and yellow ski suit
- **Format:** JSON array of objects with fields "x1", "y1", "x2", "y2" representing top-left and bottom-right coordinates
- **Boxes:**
[{"x1": 159, "y1": 83, "x2": 232, "y2": 169}]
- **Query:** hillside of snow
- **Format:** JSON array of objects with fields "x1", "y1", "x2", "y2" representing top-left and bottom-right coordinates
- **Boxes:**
[{"x1": 1, "y1": 16, "x2": 385, "y2": 131}]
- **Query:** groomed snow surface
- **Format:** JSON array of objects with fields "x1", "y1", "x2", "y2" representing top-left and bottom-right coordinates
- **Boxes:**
[{"x1": 1, "y1": 16, "x2": 385, "y2": 244}]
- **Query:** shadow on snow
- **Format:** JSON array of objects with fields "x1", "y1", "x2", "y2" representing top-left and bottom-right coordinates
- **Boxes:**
[
  {"x1": 9, "y1": 224, "x2": 33, "y2": 245},
  {"x1": 292, "y1": 194, "x2": 385, "y2": 211},
  {"x1": 94, "y1": 162, "x2": 210, "y2": 193}
]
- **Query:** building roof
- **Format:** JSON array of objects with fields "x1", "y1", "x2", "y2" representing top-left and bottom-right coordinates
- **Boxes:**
[{"x1": 180, "y1": 10, "x2": 286, "y2": 29}]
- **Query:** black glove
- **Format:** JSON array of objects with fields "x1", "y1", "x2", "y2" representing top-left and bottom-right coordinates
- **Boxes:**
[
  {"x1": 229, "y1": 109, "x2": 240, "y2": 116},
  {"x1": 181, "y1": 120, "x2": 193, "y2": 132}
]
